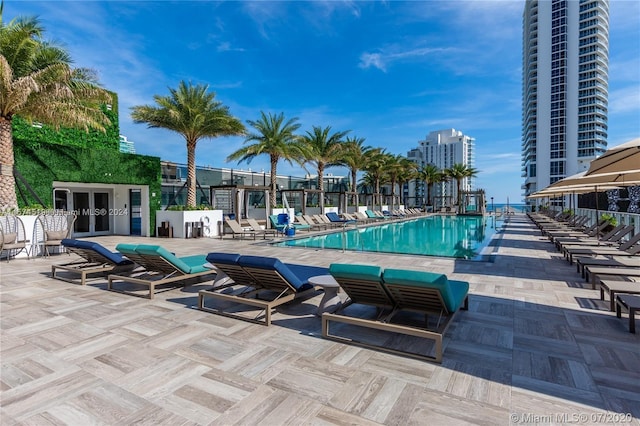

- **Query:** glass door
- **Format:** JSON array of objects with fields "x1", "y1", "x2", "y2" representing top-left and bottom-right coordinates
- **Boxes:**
[
  {"x1": 94, "y1": 192, "x2": 110, "y2": 234},
  {"x1": 71, "y1": 190, "x2": 112, "y2": 236}
]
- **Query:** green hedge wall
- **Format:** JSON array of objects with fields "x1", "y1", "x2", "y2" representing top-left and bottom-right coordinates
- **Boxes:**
[
  {"x1": 14, "y1": 139, "x2": 162, "y2": 235},
  {"x1": 12, "y1": 104, "x2": 120, "y2": 151}
]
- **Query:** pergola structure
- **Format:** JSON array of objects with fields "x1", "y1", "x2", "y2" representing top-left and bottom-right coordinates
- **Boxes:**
[
  {"x1": 459, "y1": 190, "x2": 486, "y2": 215},
  {"x1": 209, "y1": 185, "x2": 271, "y2": 222}
]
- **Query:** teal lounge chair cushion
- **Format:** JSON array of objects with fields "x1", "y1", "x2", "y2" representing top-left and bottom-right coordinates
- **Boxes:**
[
  {"x1": 135, "y1": 244, "x2": 203, "y2": 274},
  {"x1": 329, "y1": 263, "x2": 383, "y2": 282},
  {"x1": 382, "y1": 268, "x2": 468, "y2": 313},
  {"x1": 116, "y1": 243, "x2": 138, "y2": 256}
]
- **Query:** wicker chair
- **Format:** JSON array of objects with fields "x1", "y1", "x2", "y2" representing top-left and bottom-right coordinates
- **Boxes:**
[
  {"x1": 0, "y1": 215, "x2": 29, "y2": 261},
  {"x1": 36, "y1": 213, "x2": 76, "y2": 257}
]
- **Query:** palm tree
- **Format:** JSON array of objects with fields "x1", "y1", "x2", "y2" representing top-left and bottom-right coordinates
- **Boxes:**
[
  {"x1": 0, "y1": 13, "x2": 112, "y2": 209},
  {"x1": 419, "y1": 164, "x2": 443, "y2": 207},
  {"x1": 300, "y1": 125, "x2": 349, "y2": 194},
  {"x1": 131, "y1": 81, "x2": 244, "y2": 207},
  {"x1": 383, "y1": 154, "x2": 407, "y2": 210},
  {"x1": 396, "y1": 157, "x2": 418, "y2": 207},
  {"x1": 227, "y1": 111, "x2": 305, "y2": 207},
  {"x1": 444, "y1": 163, "x2": 478, "y2": 207},
  {"x1": 339, "y1": 136, "x2": 369, "y2": 205},
  {"x1": 361, "y1": 148, "x2": 388, "y2": 208}
]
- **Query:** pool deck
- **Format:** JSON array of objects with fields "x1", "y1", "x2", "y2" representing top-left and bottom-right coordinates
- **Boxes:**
[{"x1": 1, "y1": 214, "x2": 638, "y2": 425}]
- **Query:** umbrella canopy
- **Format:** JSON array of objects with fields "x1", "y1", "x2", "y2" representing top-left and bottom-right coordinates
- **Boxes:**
[
  {"x1": 528, "y1": 139, "x2": 640, "y2": 199},
  {"x1": 584, "y1": 138, "x2": 640, "y2": 182}
]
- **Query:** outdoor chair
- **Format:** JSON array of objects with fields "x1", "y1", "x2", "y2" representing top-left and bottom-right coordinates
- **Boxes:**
[
  {"x1": 326, "y1": 212, "x2": 356, "y2": 226},
  {"x1": 557, "y1": 225, "x2": 635, "y2": 254},
  {"x1": 303, "y1": 214, "x2": 329, "y2": 230},
  {"x1": 322, "y1": 263, "x2": 469, "y2": 363},
  {"x1": 0, "y1": 214, "x2": 29, "y2": 261},
  {"x1": 199, "y1": 253, "x2": 326, "y2": 326},
  {"x1": 246, "y1": 218, "x2": 279, "y2": 238},
  {"x1": 224, "y1": 218, "x2": 259, "y2": 239},
  {"x1": 52, "y1": 239, "x2": 136, "y2": 285},
  {"x1": 294, "y1": 215, "x2": 325, "y2": 231},
  {"x1": 36, "y1": 212, "x2": 76, "y2": 257},
  {"x1": 108, "y1": 244, "x2": 214, "y2": 299},
  {"x1": 564, "y1": 233, "x2": 640, "y2": 264}
]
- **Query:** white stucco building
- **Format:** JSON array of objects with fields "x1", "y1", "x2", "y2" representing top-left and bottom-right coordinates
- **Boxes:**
[{"x1": 407, "y1": 128, "x2": 475, "y2": 207}]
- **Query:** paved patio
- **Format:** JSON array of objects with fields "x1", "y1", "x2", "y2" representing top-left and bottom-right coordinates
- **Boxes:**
[{"x1": 1, "y1": 214, "x2": 638, "y2": 425}]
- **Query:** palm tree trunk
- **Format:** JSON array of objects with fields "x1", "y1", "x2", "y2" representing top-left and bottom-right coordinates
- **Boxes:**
[
  {"x1": 0, "y1": 117, "x2": 18, "y2": 210},
  {"x1": 351, "y1": 170, "x2": 357, "y2": 205},
  {"x1": 270, "y1": 156, "x2": 278, "y2": 208},
  {"x1": 186, "y1": 141, "x2": 197, "y2": 207},
  {"x1": 424, "y1": 180, "x2": 429, "y2": 208},
  {"x1": 317, "y1": 163, "x2": 324, "y2": 193}
]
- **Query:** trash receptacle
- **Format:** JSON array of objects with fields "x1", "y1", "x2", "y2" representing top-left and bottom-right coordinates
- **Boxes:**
[
  {"x1": 285, "y1": 226, "x2": 296, "y2": 237},
  {"x1": 277, "y1": 213, "x2": 289, "y2": 225}
]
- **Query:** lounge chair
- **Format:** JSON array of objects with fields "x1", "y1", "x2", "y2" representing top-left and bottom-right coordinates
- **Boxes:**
[
  {"x1": 314, "y1": 214, "x2": 340, "y2": 228},
  {"x1": 108, "y1": 244, "x2": 214, "y2": 299},
  {"x1": 52, "y1": 239, "x2": 136, "y2": 285},
  {"x1": 598, "y1": 280, "x2": 640, "y2": 312},
  {"x1": 295, "y1": 215, "x2": 326, "y2": 231},
  {"x1": 584, "y1": 266, "x2": 640, "y2": 289},
  {"x1": 246, "y1": 218, "x2": 279, "y2": 238},
  {"x1": 555, "y1": 224, "x2": 633, "y2": 251},
  {"x1": 326, "y1": 212, "x2": 356, "y2": 226},
  {"x1": 303, "y1": 214, "x2": 329, "y2": 230},
  {"x1": 224, "y1": 218, "x2": 260, "y2": 239},
  {"x1": 564, "y1": 233, "x2": 640, "y2": 264},
  {"x1": 575, "y1": 256, "x2": 640, "y2": 277},
  {"x1": 322, "y1": 263, "x2": 469, "y2": 363},
  {"x1": 199, "y1": 253, "x2": 326, "y2": 325},
  {"x1": 0, "y1": 214, "x2": 29, "y2": 261}
]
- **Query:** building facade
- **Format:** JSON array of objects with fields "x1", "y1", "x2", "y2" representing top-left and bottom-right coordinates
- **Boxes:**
[
  {"x1": 407, "y1": 128, "x2": 475, "y2": 207},
  {"x1": 522, "y1": 0, "x2": 609, "y2": 202},
  {"x1": 119, "y1": 135, "x2": 136, "y2": 154}
]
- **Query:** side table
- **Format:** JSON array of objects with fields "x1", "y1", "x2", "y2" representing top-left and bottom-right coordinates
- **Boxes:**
[{"x1": 309, "y1": 274, "x2": 341, "y2": 316}]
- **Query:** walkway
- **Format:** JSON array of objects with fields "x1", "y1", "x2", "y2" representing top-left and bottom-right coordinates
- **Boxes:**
[{"x1": 1, "y1": 215, "x2": 638, "y2": 424}]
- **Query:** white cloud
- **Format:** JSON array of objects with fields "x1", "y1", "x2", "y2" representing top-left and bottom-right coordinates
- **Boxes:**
[{"x1": 609, "y1": 86, "x2": 640, "y2": 114}]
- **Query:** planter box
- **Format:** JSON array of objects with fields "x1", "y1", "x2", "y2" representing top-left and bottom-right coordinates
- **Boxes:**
[{"x1": 155, "y1": 210, "x2": 223, "y2": 238}]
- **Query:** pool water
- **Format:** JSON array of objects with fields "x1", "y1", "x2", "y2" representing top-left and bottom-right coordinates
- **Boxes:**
[{"x1": 272, "y1": 215, "x2": 503, "y2": 259}]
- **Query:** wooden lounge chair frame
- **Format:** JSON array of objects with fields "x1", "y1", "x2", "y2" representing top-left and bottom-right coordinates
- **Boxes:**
[
  {"x1": 52, "y1": 240, "x2": 136, "y2": 286},
  {"x1": 322, "y1": 265, "x2": 468, "y2": 363},
  {"x1": 199, "y1": 256, "x2": 324, "y2": 326},
  {"x1": 224, "y1": 219, "x2": 259, "y2": 239},
  {"x1": 246, "y1": 218, "x2": 279, "y2": 238},
  {"x1": 108, "y1": 246, "x2": 214, "y2": 299}
]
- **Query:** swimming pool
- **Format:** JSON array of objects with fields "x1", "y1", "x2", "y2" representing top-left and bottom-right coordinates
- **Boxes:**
[{"x1": 272, "y1": 215, "x2": 503, "y2": 259}]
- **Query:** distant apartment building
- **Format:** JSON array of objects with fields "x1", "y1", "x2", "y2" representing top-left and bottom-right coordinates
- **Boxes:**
[
  {"x1": 406, "y1": 128, "x2": 475, "y2": 206},
  {"x1": 119, "y1": 135, "x2": 136, "y2": 154},
  {"x1": 522, "y1": 0, "x2": 609, "y2": 202}
]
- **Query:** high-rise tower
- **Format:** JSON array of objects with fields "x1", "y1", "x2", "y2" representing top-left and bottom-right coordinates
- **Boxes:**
[{"x1": 522, "y1": 0, "x2": 609, "y2": 201}]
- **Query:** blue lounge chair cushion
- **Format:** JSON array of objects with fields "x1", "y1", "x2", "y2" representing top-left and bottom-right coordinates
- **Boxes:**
[
  {"x1": 382, "y1": 268, "x2": 468, "y2": 313},
  {"x1": 326, "y1": 212, "x2": 347, "y2": 223},
  {"x1": 206, "y1": 252, "x2": 241, "y2": 266},
  {"x1": 329, "y1": 263, "x2": 383, "y2": 282},
  {"x1": 135, "y1": 244, "x2": 208, "y2": 274},
  {"x1": 238, "y1": 255, "x2": 323, "y2": 291},
  {"x1": 62, "y1": 239, "x2": 132, "y2": 265}
]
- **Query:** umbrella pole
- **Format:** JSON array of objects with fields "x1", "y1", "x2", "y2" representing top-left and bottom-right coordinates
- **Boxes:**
[{"x1": 595, "y1": 185, "x2": 599, "y2": 244}]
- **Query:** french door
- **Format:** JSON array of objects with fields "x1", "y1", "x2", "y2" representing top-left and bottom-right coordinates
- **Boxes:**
[{"x1": 72, "y1": 190, "x2": 112, "y2": 236}]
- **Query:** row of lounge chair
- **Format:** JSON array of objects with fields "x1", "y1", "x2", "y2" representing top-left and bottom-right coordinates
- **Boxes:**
[
  {"x1": 221, "y1": 209, "x2": 427, "y2": 240},
  {"x1": 528, "y1": 211, "x2": 640, "y2": 332},
  {"x1": 51, "y1": 238, "x2": 469, "y2": 361}
]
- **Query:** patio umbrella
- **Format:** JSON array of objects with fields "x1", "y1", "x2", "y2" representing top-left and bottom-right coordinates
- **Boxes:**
[{"x1": 583, "y1": 138, "x2": 640, "y2": 183}]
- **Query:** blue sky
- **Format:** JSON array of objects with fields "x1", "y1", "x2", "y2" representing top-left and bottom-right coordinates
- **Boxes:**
[{"x1": 8, "y1": 0, "x2": 640, "y2": 203}]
